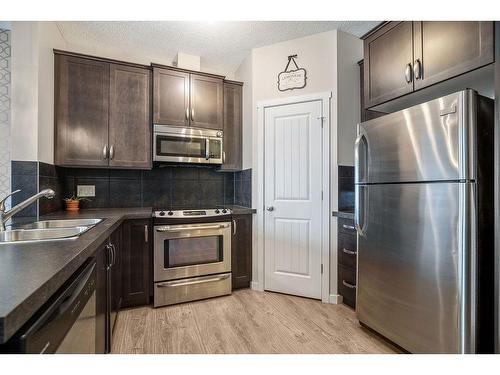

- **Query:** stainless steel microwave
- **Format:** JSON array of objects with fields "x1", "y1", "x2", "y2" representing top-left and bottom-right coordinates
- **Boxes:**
[{"x1": 153, "y1": 125, "x2": 223, "y2": 165}]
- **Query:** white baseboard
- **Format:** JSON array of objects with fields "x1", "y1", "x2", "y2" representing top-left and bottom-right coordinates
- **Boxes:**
[
  {"x1": 329, "y1": 294, "x2": 343, "y2": 304},
  {"x1": 250, "y1": 281, "x2": 263, "y2": 291}
]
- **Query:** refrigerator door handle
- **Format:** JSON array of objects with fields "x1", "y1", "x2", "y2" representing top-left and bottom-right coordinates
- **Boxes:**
[
  {"x1": 354, "y1": 133, "x2": 368, "y2": 184},
  {"x1": 355, "y1": 185, "x2": 368, "y2": 236}
]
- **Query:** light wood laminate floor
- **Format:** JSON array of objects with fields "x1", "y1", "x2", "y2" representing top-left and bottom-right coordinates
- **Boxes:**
[{"x1": 112, "y1": 289, "x2": 399, "y2": 354}]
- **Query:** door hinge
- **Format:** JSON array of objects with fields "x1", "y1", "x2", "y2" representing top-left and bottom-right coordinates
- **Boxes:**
[{"x1": 321, "y1": 264, "x2": 324, "y2": 274}]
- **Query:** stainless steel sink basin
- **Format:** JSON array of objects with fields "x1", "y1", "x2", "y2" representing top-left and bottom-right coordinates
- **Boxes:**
[
  {"x1": 0, "y1": 226, "x2": 90, "y2": 243},
  {"x1": 20, "y1": 218, "x2": 103, "y2": 230}
]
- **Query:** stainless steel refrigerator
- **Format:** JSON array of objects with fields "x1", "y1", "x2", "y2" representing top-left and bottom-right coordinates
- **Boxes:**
[{"x1": 354, "y1": 89, "x2": 494, "y2": 354}]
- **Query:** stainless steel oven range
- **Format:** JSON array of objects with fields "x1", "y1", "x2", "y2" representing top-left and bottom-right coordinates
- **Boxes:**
[{"x1": 153, "y1": 208, "x2": 232, "y2": 307}]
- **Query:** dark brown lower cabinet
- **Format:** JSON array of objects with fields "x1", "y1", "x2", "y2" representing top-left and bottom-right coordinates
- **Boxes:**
[
  {"x1": 121, "y1": 219, "x2": 151, "y2": 308},
  {"x1": 337, "y1": 218, "x2": 357, "y2": 309},
  {"x1": 231, "y1": 214, "x2": 253, "y2": 289},
  {"x1": 95, "y1": 241, "x2": 108, "y2": 354},
  {"x1": 110, "y1": 227, "x2": 122, "y2": 333}
]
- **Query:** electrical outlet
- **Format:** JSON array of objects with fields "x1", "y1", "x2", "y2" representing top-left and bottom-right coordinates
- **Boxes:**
[{"x1": 77, "y1": 185, "x2": 95, "y2": 197}]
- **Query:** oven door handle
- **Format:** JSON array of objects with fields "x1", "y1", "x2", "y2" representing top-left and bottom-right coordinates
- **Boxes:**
[
  {"x1": 155, "y1": 224, "x2": 229, "y2": 232},
  {"x1": 156, "y1": 274, "x2": 230, "y2": 288}
]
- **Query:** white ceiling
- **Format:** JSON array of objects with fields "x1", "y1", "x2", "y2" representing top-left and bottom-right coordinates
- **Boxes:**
[{"x1": 56, "y1": 21, "x2": 380, "y2": 75}]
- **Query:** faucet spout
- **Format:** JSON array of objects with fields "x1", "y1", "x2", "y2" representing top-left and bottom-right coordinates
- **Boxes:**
[{"x1": 0, "y1": 189, "x2": 56, "y2": 231}]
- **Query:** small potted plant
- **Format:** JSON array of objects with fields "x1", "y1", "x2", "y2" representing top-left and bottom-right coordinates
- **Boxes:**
[{"x1": 63, "y1": 196, "x2": 90, "y2": 212}]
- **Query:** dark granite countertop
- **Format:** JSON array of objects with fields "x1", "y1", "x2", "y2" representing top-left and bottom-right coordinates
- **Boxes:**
[
  {"x1": 0, "y1": 207, "x2": 152, "y2": 344},
  {"x1": 332, "y1": 209, "x2": 355, "y2": 220}
]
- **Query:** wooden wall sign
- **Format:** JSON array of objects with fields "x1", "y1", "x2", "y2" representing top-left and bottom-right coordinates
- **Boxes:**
[{"x1": 278, "y1": 55, "x2": 307, "y2": 91}]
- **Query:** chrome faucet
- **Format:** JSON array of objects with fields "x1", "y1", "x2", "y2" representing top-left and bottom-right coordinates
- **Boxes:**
[{"x1": 0, "y1": 189, "x2": 56, "y2": 231}]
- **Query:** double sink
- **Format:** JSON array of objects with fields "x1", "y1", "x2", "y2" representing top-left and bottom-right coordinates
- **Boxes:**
[{"x1": 0, "y1": 218, "x2": 103, "y2": 244}]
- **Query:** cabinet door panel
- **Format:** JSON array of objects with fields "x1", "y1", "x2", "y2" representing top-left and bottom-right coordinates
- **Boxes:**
[
  {"x1": 364, "y1": 22, "x2": 414, "y2": 108},
  {"x1": 153, "y1": 68, "x2": 190, "y2": 126},
  {"x1": 109, "y1": 64, "x2": 152, "y2": 169},
  {"x1": 110, "y1": 226, "x2": 122, "y2": 334},
  {"x1": 231, "y1": 214, "x2": 252, "y2": 289},
  {"x1": 221, "y1": 82, "x2": 242, "y2": 171},
  {"x1": 55, "y1": 55, "x2": 109, "y2": 166},
  {"x1": 122, "y1": 219, "x2": 151, "y2": 308},
  {"x1": 190, "y1": 74, "x2": 223, "y2": 129},
  {"x1": 95, "y1": 243, "x2": 108, "y2": 354},
  {"x1": 413, "y1": 21, "x2": 494, "y2": 90}
]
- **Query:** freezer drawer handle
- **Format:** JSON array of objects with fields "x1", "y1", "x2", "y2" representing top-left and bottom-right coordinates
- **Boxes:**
[
  {"x1": 342, "y1": 224, "x2": 356, "y2": 231},
  {"x1": 342, "y1": 248, "x2": 357, "y2": 256},
  {"x1": 156, "y1": 274, "x2": 230, "y2": 288},
  {"x1": 342, "y1": 280, "x2": 357, "y2": 289},
  {"x1": 155, "y1": 224, "x2": 228, "y2": 232}
]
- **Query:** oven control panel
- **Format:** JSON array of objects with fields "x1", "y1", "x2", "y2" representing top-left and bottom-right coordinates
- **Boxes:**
[{"x1": 154, "y1": 208, "x2": 232, "y2": 218}]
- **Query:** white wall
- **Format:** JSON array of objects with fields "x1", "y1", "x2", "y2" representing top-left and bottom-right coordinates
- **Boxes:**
[
  {"x1": 37, "y1": 22, "x2": 67, "y2": 164},
  {"x1": 235, "y1": 29, "x2": 362, "y2": 298},
  {"x1": 11, "y1": 22, "x2": 39, "y2": 162},
  {"x1": 64, "y1": 41, "x2": 235, "y2": 80}
]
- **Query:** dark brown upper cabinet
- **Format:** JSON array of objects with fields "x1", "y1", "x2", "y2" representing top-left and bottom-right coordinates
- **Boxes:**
[
  {"x1": 413, "y1": 22, "x2": 494, "y2": 90},
  {"x1": 55, "y1": 54, "x2": 110, "y2": 167},
  {"x1": 363, "y1": 21, "x2": 494, "y2": 108},
  {"x1": 190, "y1": 74, "x2": 224, "y2": 129},
  {"x1": 364, "y1": 22, "x2": 414, "y2": 108},
  {"x1": 153, "y1": 67, "x2": 224, "y2": 130},
  {"x1": 109, "y1": 64, "x2": 152, "y2": 169},
  {"x1": 220, "y1": 81, "x2": 243, "y2": 171},
  {"x1": 55, "y1": 51, "x2": 152, "y2": 169},
  {"x1": 153, "y1": 68, "x2": 190, "y2": 127}
]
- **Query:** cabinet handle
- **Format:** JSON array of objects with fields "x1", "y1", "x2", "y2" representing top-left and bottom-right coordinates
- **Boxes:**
[
  {"x1": 144, "y1": 224, "x2": 148, "y2": 243},
  {"x1": 191, "y1": 108, "x2": 195, "y2": 122},
  {"x1": 342, "y1": 224, "x2": 356, "y2": 231},
  {"x1": 342, "y1": 248, "x2": 357, "y2": 256},
  {"x1": 185, "y1": 107, "x2": 189, "y2": 121},
  {"x1": 102, "y1": 145, "x2": 108, "y2": 159},
  {"x1": 342, "y1": 280, "x2": 356, "y2": 289},
  {"x1": 109, "y1": 145, "x2": 114, "y2": 160},
  {"x1": 205, "y1": 138, "x2": 210, "y2": 160},
  {"x1": 404, "y1": 63, "x2": 412, "y2": 83},
  {"x1": 413, "y1": 59, "x2": 422, "y2": 80},
  {"x1": 223, "y1": 151, "x2": 226, "y2": 164},
  {"x1": 232, "y1": 219, "x2": 237, "y2": 236}
]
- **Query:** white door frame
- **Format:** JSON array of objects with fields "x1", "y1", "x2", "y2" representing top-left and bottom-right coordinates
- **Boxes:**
[{"x1": 254, "y1": 92, "x2": 331, "y2": 303}]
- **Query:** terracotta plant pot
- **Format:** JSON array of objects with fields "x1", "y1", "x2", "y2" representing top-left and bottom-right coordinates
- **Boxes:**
[{"x1": 65, "y1": 199, "x2": 80, "y2": 212}]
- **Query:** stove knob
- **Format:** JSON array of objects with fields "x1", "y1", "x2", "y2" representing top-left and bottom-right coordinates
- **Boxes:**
[
  {"x1": 222, "y1": 209, "x2": 227, "y2": 214},
  {"x1": 216, "y1": 131, "x2": 223, "y2": 137},
  {"x1": 215, "y1": 209, "x2": 220, "y2": 214},
  {"x1": 167, "y1": 211, "x2": 174, "y2": 216},
  {"x1": 159, "y1": 211, "x2": 166, "y2": 216}
]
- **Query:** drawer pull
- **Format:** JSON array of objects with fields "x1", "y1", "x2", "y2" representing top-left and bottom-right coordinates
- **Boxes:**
[
  {"x1": 342, "y1": 248, "x2": 357, "y2": 256},
  {"x1": 342, "y1": 224, "x2": 356, "y2": 231},
  {"x1": 342, "y1": 280, "x2": 356, "y2": 289}
]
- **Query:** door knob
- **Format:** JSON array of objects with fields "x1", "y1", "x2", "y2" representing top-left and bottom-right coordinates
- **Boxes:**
[{"x1": 266, "y1": 206, "x2": 274, "y2": 212}]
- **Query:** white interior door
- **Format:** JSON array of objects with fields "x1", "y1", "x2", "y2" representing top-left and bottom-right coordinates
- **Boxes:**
[{"x1": 264, "y1": 100, "x2": 323, "y2": 299}]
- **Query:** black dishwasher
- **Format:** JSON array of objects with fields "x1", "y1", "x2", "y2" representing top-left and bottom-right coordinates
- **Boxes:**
[{"x1": 2, "y1": 259, "x2": 97, "y2": 354}]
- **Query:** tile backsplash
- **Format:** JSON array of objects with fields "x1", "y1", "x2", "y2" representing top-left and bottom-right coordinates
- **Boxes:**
[
  {"x1": 9, "y1": 161, "x2": 253, "y2": 216},
  {"x1": 44, "y1": 164, "x2": 252, "y2": 215}
]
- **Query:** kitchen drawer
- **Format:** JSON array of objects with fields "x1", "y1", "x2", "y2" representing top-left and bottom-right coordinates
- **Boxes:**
[
  {"x1": 338, "y1": 265, "x2": 357, "y2": 309},
  {"x1": 338, "y1": 218, "x2": 357, "y2": 236},
  {"x1": 338, "y1": 233, "x2": 357, "y2": 270},
  {"x1": 154, "y1": 272, "x2": 231, "y2": 307}
]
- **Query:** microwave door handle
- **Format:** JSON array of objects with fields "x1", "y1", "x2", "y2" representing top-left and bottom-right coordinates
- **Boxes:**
[{"x1": 205, "y1": 138, "x2": 210, "y2": 160}]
